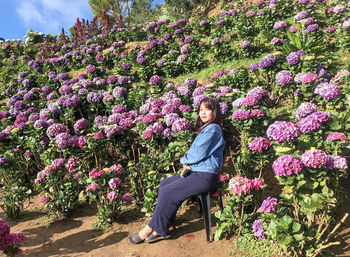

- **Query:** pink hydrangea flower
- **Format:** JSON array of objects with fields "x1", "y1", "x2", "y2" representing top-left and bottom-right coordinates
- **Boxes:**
[{"x1": 107, "y1": 191, "x2": 118, "y2": 202}]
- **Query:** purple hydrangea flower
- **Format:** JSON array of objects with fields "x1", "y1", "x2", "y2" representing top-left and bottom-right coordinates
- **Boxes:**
[
  {"x1": 267, "y1": 121, "x2": 300, "y2": 143},
  {"x1": 295, "y1": 102, "x2": 317, "y2": 121},
  {"x1": 74, "y1": 118, "x2": 88, "y2": 132},
  {"x1": 273, "y1": 21, "x2": 287, "y2": 30},
  {"x1": 305, "y1": 24, "x2": 319, "y2": 34},
  {"x1": 171, "y1": 118, "x2": 191, "y2": 132},
  {"x1": 342, "y1": 18, "x2": 350, "y2": 29},
  {"x1": 232, "y1": 109, "x2": 251, "y2": 120},
  {"x1": 107, "y1": 75, "x2": 118, "y2": 84},
  {"x1": 249, "y1": 63, "x2": 259, "y2": 72},
  {"x1": 118, "y1": 76, "x2": 131, "y2": 85},
  {"x1": 86, "y1": 64, "x2": 96, "y2": 73},
  {"x1": 240, "y1": 40, "x2": 251, "y2": 49},
  {"x1": 294, "y1": 11, "x2": 309, "y2": 22},
  {"x1": 55, "y1": 133, "x2": 72, "y2": 149},
  {"x1": 113, "y1": 86, "x2": 126, "y2": 98},
  {"x1": 273, "y1": 155, "x2": 304, "y2": 176},
  {"x1": 47, "y1": 123, "x2": 69, "y2": 137},
  {"x1": 103, "y1": 124, "x2": 125, "y2": 138},
  {"x1": 87, "y1": 92, "x2": 103, "y2": 103},
  {"x1": 326, "y1": 155, "x2": 348, "y2": 170},
  {"x1": 94, "y1": 116, "x2": 108, "y2": 127},
  {"x1": 177, "y1": 54, "x2": 187, "y2": 64},
  {"x1": 297, "y1": 112, "x2": 331, "y2": 132},
  {"x1": 314, "y1": 83, "x2": 341, "y2": 100},
  {"x1": 252, "y1": 219, "x2": 266, "y2": 239},
  {"x1": 0, "y1": 156, "x2": 9, "y2": 166},
  {"x1": 259, "y1": 54, "x2": 276, "y2": 69},
  {"x1": 122, "y1": 62, "x2": 131, "y2": 69},
  {"x1": 260, "y1": 197, "x2": 278, "y2": 212},
  {"x1": 270, "y1": 37, "x2": 284, "y2": 45},
  {"x1": 286, "y1": 52, "x2": 300, "y2": 66},
  {"x1": 149, "y1": 75, "x2": 162, "y2": 85},
  {"x1": 220, "y1": 102, "x2": 229, "y2": 114}
]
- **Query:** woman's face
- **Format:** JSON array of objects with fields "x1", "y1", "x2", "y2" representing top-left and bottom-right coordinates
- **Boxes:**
[{"x1": 199, "y1": 102, "x2": 213, "y2": 123}]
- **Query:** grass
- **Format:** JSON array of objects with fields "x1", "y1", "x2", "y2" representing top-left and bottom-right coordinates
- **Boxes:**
[
  {"x1": 228, "y1": 234, "x2": 284, "y2": 257},
  {"x1": 166, "y1": 54, "x2": 263, "y2": 85}
]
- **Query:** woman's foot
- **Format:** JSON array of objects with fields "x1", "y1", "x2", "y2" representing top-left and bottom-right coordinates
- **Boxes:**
[
  {"x1": 129, "y1": 225, "x2": 153, "y2": 244},
  {"x1": 145, "y1": 231, "x2": 171, "y2": 243},
  {"x1": 139, "y1": 226, "x2": 153, "y2": 240}
]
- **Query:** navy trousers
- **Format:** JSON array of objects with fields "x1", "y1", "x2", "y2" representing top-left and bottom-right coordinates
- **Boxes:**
[{"x1": 148, "y1": 172, "x2": 218, "y2": 236}]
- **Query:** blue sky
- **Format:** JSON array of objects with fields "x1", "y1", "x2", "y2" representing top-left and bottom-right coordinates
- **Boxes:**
[{"x1": 0, "y1": 0, "x2": 164, "y2": 41}]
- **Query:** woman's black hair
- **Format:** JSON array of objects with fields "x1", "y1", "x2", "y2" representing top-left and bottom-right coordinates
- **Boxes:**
[{"x1": 194, "y1": 97, "x2": 223, "y2": 134}]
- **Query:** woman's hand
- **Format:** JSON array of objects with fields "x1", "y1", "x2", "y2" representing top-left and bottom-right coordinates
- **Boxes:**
[{"x1": 180, "y1": 165, "x2": 191, "y2": 178}]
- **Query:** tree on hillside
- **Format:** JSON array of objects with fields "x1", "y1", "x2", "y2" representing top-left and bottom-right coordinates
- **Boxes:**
[
  {"x1": 88, "y1": 0, "x2": 156, "y2": 27},
  {"x1": 163, "y1": 0, "x2": 193, "y2": 20}
]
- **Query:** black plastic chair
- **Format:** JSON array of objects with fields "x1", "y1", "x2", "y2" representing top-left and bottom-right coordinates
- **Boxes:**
[{"x1": 197, "y1": 192, "x2": 224, "y2": 242}]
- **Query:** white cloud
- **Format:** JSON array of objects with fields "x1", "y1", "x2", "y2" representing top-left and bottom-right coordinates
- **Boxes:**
[{"x1": 15, "y1": 0, "x2": 93, "y2": 36}]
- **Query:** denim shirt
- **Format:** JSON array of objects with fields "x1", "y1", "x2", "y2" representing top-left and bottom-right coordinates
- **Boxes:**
[{"x1": 180, "y1": 123, "x2": 226, "y2": 173}]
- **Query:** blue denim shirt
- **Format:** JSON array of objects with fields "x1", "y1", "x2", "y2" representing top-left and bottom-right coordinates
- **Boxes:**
[{"x1": 180, "y1": 123, "x2": 226, "y2": 173}]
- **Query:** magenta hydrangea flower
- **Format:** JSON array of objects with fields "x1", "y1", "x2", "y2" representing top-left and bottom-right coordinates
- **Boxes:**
[
  {"x1": 326, "y1": 132, "x2": 348, "y2": 143},
  {"x1": 266, "y1": 121, "x2": 300, "y2": 143},
  {"x1": 109, "y1": 178, "x2": 122, "y2": 190},
  {"x1": 40, "y1": 197, "x2": 51, "y2": 204},
  {"x1": 248, "y1": 137, "x2": 271, "y2": 152},
  {"x1": 303, "y1": 73, "x2": 319, "y2": 84},
  {"x1": 229, "y1": 177, "x2": 263, "y2": 195},
  {"x1": 300, "y1": 149, "x2": 328, "y2": 168},
  {"x1": 0, "y1": 219, "x2": 10, "y2": 237},
  {"x1": 107, "y1": 191, "x2": 118, "y2": 202},
  {"x1": 250, "y1": 109, "x2": 264, "y2": 117},
  {"x1": 232, "y1": 109, "x2": 251, "y2": 120},
  {"x1": 122, "y1": 193, "x2": 132, "y2": 202},
  {"x1": 142, "y1": 129, "x2": 153, "y2": 139},
  {"x1": 273, "y1": 155, "x2": 304, "y2": 176},
  {"x1": 260, "y1": 197, "x2": 278, "y2": 212}
]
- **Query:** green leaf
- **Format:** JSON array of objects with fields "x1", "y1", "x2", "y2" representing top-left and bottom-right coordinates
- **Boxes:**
[
  {"x1": 292, "y1": 222, "x2": 301, "y2": 233},
  {"x1": 277, "y1": 233, "x2": 292, "y2": 246}
]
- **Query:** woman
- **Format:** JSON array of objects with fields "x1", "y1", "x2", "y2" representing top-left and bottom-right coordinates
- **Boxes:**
[{"x1": 130, "y1": 97, "x2": 226, "y2": 244}]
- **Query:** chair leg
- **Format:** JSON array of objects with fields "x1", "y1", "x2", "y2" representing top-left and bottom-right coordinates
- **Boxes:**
[
  {"x1": 219, "y1": 193, "x2": 224, "y2": 210},
  {"x1": 199, "y1": 192, "x2": 212, "y2": 242}
]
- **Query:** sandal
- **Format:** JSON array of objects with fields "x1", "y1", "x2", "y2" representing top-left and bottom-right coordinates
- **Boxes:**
[
  {"x1": 145, "y1": 233, "x2": 171, "y2": 243},
  {"x1": 129, "y1": 233, "x2": 144, "y2": 244}
]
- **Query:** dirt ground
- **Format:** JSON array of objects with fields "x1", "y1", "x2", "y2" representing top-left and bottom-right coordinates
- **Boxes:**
[
  {"x1": 2, "y1": 180, "x2": 350, "y2": 257},
  {"x1": 0, "y1": 195, "x2": 233, "y2": 257}
]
